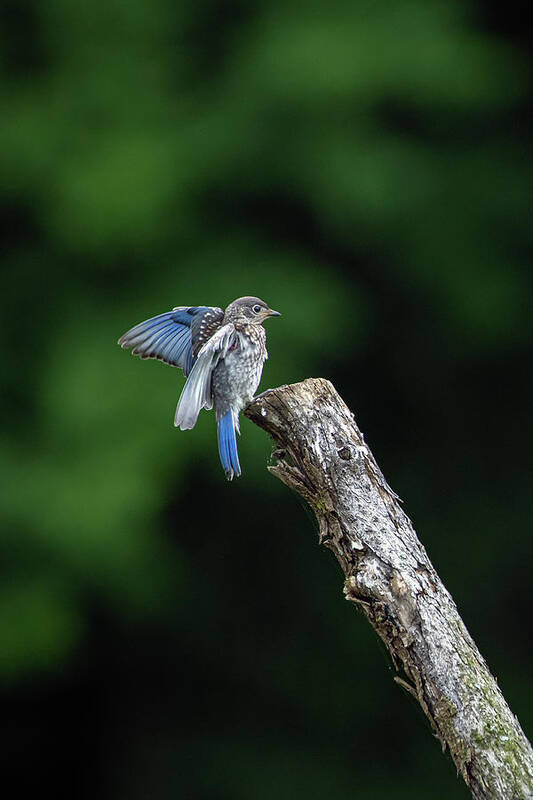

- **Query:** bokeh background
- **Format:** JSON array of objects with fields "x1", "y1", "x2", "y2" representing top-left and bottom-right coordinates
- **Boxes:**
[{"x1": 1, "y1": 1, "x2": 532, "y2": 797}]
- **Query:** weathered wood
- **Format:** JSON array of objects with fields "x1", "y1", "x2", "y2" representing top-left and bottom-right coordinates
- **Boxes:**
[{"x1": 245, "y1": 378, "x2": 533, "y2": 800}]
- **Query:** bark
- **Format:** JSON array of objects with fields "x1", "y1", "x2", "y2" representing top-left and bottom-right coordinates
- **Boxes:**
[{"x1": 244, "y1": 378, "x2": 533, "y2": 800}]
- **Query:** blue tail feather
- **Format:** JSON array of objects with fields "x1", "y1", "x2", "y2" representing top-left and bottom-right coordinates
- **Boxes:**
[{"x1": 217, "y1": 411, "x2": 241, "y2": 481}]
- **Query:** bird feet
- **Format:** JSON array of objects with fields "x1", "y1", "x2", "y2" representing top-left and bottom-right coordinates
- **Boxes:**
[{"x1": 249, "y1": 388, "x2": 276, "y2": 404}]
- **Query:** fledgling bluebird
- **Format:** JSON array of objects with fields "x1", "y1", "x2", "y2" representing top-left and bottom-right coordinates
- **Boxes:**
[{"x1": 118, "y1": 296, "x2": 280, "y2": 480}]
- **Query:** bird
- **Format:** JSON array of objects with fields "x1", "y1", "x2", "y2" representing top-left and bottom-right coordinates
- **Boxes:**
[{"x1": 118, "y1": 296, "x2": 281, "y2": 480}]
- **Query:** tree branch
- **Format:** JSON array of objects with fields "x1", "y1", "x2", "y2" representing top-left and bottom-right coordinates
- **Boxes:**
[{"x1": 245, "y1": 378, "x2": 533, "y2": 800}]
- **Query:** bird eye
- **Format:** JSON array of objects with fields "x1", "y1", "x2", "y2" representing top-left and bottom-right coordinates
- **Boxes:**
[{"x1": 252, "y1": 304, "x2": 262, "y2": 314}]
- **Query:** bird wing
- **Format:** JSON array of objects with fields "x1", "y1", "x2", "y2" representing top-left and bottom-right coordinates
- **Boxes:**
[
  {"x1": 118, "y1": 306, "x2": 224, "y2": 377},
  {"x1": 174, "y1": 323, "x2": 238, "y2": 430}
]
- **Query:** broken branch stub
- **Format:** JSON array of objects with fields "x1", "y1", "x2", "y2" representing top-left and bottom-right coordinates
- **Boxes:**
[{"x1": 245, "y1": 378, "x2": 533, "y2": 800}]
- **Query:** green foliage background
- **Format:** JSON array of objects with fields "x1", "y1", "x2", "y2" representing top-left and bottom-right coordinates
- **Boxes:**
[{"x1": 1, "y1": 1, "x2": 532, "y2": 797}]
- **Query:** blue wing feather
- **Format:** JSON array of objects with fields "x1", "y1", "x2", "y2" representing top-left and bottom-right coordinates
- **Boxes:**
[
  {"x1": 148, "y1": 324, "x2": 185, "y2": 358},
  {"x1": 135, "y1": 322, "x2": 177, "y2": 357},
  {"x1": 118, "y1": 305, "x2": 223, "y2": 376},
  {"x1": 174, "y1": 324, "x2": 237, "y2": 430}
]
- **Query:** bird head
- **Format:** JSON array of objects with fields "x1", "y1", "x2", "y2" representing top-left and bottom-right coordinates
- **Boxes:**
[{"x1": 225, "y1": 296, "x2": 281, "y2": 325}]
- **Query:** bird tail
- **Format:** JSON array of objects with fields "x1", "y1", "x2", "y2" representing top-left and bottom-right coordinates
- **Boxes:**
[{"x1": 217, "y1": 411, "x2": 241, "y2": 481}]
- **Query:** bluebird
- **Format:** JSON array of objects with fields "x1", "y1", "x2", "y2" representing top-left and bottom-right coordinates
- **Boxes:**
[{"x1": 118, "y1": 296, "x2": 280, "y2": 480}]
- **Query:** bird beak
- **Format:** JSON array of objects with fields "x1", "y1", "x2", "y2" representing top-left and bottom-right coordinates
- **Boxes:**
[{"x1": 267, "y1": 309, "x2": 281, "y2": 317}]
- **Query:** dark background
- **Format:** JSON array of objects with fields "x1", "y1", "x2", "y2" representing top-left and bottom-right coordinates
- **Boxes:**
[{"x1": 1, "y1": 1, "x2": 532, "y2": 797}]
